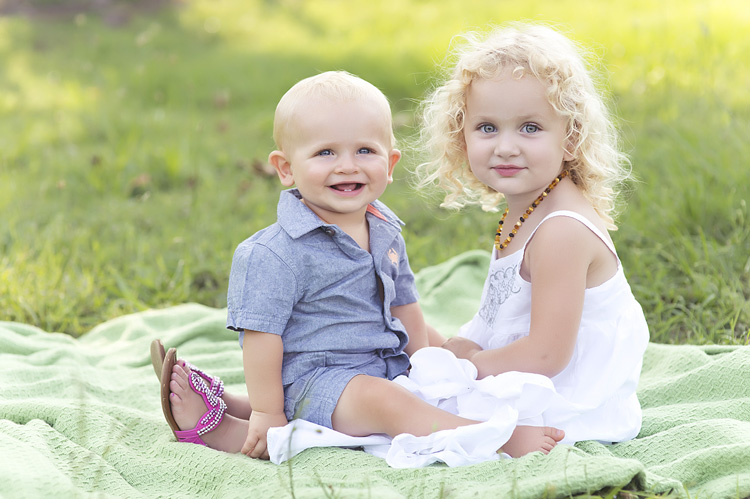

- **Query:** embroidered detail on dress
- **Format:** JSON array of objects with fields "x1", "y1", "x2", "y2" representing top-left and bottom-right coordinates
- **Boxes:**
[{"x1": 478, "y1": 265, "x2": 521, "y2": 327}]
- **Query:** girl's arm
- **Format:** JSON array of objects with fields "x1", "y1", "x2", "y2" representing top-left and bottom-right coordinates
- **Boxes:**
[
  {"x1": 467, "y1": 219, "x2": 597, "y2": 379},
  {"x1": 241, "y1": 329, "x2": 288, "y2": 459},
  {"x1": 391, "y1": 302, "x2": 432, "y2": 355},
  {"x1": 426, "y1": 323, "x2": 448, "y2": 347}
]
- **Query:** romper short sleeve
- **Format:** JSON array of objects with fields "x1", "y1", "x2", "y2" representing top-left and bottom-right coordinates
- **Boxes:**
[
  {"x1": 226, "y1": 241, "x2": 296, "y2": 335},
  {"x1": 390, "y1": 234, "x2": 419, "y2": 307}
]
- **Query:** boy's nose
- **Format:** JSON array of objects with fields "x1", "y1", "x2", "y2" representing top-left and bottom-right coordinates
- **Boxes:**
[{"x1": 335, "y1": 155, "x2": 359, "y2": 173}]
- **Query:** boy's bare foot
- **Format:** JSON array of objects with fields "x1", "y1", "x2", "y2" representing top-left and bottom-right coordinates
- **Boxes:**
[
  {"x1": 169, "y1": 363, "x2": 248, "y2": 453},
  {"x1": 500, "y1": 425, "x2": 564, "y2": 457}
]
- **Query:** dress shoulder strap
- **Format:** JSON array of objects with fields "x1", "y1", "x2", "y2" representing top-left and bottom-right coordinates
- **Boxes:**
[{"x1": 523, "y1": 210, "x2": 619, "y2": 261}]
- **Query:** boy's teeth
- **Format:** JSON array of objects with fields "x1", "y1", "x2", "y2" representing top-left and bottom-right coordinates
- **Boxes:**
[{"x1": 333, "y1": 183, "x2": 359, "y2": 191}]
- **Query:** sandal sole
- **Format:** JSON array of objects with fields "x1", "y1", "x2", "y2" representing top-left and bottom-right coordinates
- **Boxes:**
[
  {"x1": 160, "y1": 347, "x2": 181, "y2": 436},
  {"x1": 150, "y1": 339, "x2": 166, "y2": 378}
]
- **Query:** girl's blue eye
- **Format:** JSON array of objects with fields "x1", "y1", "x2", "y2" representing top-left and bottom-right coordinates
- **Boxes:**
[
  {"x1": 522, "y1": 123, "x2": 540, "y2": 133},
  {"x1": 479, "y1": 124, "x2": 497, "y2": 133}
]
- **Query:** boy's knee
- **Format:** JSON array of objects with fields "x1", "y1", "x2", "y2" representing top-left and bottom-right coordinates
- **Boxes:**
[{"x1": 341, "y1": 375, "x2": 409, "y2": 412}]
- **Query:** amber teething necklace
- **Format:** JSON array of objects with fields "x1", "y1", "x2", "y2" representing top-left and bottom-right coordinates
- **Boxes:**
[{"x1": 494, "y1": 170, "x2": 568, "y2": 252}]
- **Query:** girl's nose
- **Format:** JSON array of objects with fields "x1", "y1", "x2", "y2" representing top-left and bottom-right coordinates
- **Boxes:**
[{"x1": 494, "y1": 132, "x2": 520, "y2": 158}]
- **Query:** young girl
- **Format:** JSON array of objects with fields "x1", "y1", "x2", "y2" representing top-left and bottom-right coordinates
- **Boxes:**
[{"x1": 416, "y1": 23, "x2": 649, "y2": 444}]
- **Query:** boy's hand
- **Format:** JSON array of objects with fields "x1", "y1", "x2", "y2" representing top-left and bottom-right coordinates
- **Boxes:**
[
  {"x1": 241, "y1": 410, "x2": 289, "y2": 460},
  {"x1": 442, "y1": 336, "x2": 483, "y2": 361}
]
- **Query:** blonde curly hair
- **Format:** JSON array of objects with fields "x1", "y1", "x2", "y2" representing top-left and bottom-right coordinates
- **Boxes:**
[{"x1": 415, "y1": 23, "x2": 630, "y2": 229}]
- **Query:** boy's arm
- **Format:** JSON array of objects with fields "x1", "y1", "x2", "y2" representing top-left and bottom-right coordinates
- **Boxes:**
[
  {"x1": 391, "y1": 302, "x2": 438, "y2": 355},
  {"x1": 241, "y1": 329, "x2": 288, "y2": 459}
]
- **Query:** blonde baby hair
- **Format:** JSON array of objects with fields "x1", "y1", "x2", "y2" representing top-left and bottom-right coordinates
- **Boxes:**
[
  {"x1": 273, "y1": 70, "x2": 396, "y2": 152},
  {"x1": 416, "y1": 23, "x2": 630, "y2": 229}
]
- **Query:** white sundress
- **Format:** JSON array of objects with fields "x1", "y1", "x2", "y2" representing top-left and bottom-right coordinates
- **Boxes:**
[{"x1": 456, "y1": 210, "x2": 650, "y2": 444}]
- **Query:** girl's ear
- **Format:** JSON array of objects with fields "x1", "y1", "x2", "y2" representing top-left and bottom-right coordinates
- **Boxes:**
[
  {"x1": 268, "y1": 150, "x2": 295, "y2": 187},
  {"x1": 563, "y1": 140, "x2": 575, "y2": 162}
]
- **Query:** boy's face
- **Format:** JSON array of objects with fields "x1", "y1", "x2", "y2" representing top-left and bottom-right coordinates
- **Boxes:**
[{"x1": 269, "y1": 97, "x2": 399, "y2": 226}]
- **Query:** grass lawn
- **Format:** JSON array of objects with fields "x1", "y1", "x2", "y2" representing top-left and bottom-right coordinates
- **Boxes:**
[{"x1": 0, "y1": 0, "x2": 748, "y2": 345}]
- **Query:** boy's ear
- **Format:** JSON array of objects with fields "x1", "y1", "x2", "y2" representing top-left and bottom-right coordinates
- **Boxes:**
[
  {"x1": 387, "y1": 149, "x2": 401, "y2": 184},
  {"x1": 268, "y1": 150, "x2": 295, "y2": 187}
]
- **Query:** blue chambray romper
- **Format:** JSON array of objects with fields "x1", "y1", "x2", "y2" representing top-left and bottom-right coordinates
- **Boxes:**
[{"x1": 226, "y1": 189, "x2": 417, "y2": 428}]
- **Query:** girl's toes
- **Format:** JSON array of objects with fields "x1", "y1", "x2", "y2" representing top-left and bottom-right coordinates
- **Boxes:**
[
  {"x1": 169, "y1": 391, "x2": 183, "y2": 407},
  {"x1": 169, "y1": 378, "x2": 183, "y2": 395},
  {"x1": 172, "y1": 363, "x2": 189, "y2": 383}
]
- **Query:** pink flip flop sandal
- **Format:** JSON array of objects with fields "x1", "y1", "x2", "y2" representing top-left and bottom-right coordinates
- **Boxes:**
[
  {"x1": 150, "y1": 339, "x2": 167, "y2": 377},
  {"x1": 151, "y1": 339, "x2": 224, "y2": 397},
  {"x1": 160, "y1": 347, "x2": 227, "y2": 446}
]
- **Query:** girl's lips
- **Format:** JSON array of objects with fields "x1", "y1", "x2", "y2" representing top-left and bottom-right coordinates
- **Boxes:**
[{"x1": 493, "y1": 166, "x2": 523, "y2": 177}]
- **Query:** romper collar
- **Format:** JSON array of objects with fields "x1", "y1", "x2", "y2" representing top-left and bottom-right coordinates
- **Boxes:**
[{"x1": 277, "y1": 189, "x2": 404, "y2": 239}]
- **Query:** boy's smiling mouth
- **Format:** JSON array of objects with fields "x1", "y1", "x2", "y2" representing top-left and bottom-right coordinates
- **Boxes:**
[{"x1": 329, "y1": 183, "x2": 364, "y2": 192}]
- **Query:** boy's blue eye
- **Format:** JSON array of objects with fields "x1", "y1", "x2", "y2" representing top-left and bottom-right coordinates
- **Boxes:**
[
  {"x1": 317, "y1": 149, "x2": 334, "y2": 156},
  {"x1": 479, "y1": 124, "x2": 497, "y2": 133},
  {"x1": 357, "y1": 147, "x2": 374, "y2": 154},
  {"x1": 522, "y1": 123, "x2": 540, "y2": 133}
]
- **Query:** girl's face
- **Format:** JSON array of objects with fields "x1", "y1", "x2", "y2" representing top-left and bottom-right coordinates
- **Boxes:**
[{"x1": 463, "y1": 70, "x2": 573, "y2": 207}]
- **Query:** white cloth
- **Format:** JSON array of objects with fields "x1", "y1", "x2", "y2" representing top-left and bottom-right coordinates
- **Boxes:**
[{"x1": 267, "y1": 348, "x2": 557, "y2": 468}]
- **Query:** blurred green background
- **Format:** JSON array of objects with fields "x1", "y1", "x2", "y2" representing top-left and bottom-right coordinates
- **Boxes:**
[{"x1": 1, "y1": 0, "x2": 748, "y2": 343}]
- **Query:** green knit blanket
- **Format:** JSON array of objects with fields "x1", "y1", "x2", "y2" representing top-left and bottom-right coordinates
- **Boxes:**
[{"x1": 2, "y1": 250, "x2": 749, "y2": 498}]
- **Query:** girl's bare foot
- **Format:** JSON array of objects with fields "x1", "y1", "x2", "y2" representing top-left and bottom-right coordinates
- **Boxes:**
[
  {"x1": 501, "y1": 425, "x2": 565, "y2": 457},
  {"x1": 169, "y1": 363, "x2": 248, "y2": 453}
]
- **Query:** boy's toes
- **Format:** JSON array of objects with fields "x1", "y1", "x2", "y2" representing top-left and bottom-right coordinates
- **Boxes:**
[
  {"x1": 541, "y1": 438, "x2": 556, "y2": 454},
  {"x1": 544, "y1": 427, "x2": 565, "y2": 442}
]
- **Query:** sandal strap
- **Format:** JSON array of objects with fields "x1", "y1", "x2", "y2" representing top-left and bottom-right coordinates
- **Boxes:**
[
  {"x1": 174, "y1": 370, "x2": 227, "y2": 445},
  {"x1": 184, "y1": 361, "x2": 225, "y2": 398}
]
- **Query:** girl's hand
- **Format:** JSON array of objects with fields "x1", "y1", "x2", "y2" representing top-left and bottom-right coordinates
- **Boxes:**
[
  {"x1": 241, "y1": 410, "x2": 289, "y2": 460},
  {"x1": 442, "y1": 336, "x2": 483, "y2": 361}
]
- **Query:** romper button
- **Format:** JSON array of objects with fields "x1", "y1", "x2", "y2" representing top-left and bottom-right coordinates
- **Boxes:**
[{"x1": 323, "y1": 227, "x2": 335, "y2": 236}]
